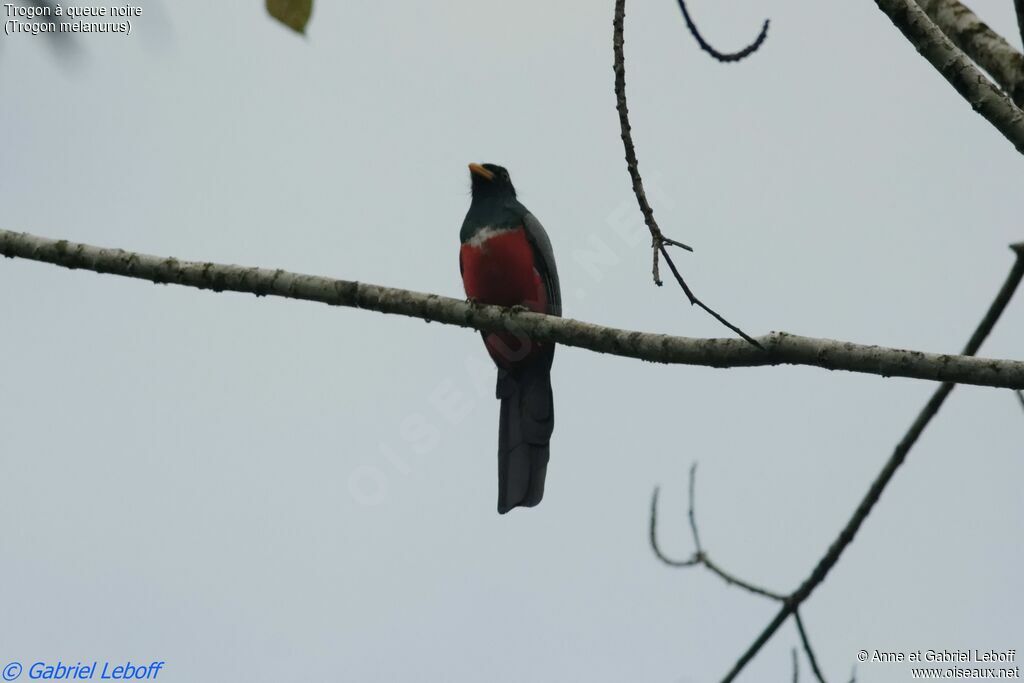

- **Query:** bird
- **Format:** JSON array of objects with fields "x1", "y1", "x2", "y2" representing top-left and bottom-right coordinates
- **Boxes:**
[{"x1": 459, "y1": 163, "x2": 561, "y2": 514}]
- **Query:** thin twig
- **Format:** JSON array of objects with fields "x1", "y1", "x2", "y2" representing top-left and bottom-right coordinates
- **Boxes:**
[
  {"x1": 794, "y1": 610, "x2": 828, "y2": 683},
  {"x1": 1016, "y1": 390, "x2": 1024, "y2": 412},
  {"x1": 650, "y1": 465, "x2": 786, "y2": 601},
  {"x1": 612, "y1": 0, "x2": 694, "y2": 272},
  {"x1": 662, "y1": 236, "x2": 693, "y2": 250},
  {"x1": 649, "y1": 487, "x2": 699, "y2": 567},
  {"x1": 652, "y1": 243, "x2": 662, "y2": 287},
  {"x1": 612, "y1": 0, "x2": 762, "y2": 349},
  {"x1": 686, "y1": 462, "x2": 702, "y2": 553},
  {"x1": 3, "y1": 229, "x2": 1024, "y2": 389},
  {"x1": 701, "y1": 554, "x2": 786, "y2": 601},
  {"x1": 659, "y1": 242, "x2": 764, "y2": 349},
  {"x1": 792, "y1": 648, "x2": 799, "y2": 683},
  {"x1": 720, "y1": 243, "x2": 1024, "y2": 682},
  {"x1": 676, "y1": 0, "x2": 769, "y2": 63}
]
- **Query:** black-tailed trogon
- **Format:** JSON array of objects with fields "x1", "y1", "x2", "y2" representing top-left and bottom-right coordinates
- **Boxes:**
[{"x1": 459, "y1": 163, "x2": 561, "y2": 514}]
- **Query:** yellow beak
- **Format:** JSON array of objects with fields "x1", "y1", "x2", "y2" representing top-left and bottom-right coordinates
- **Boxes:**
[{"x1": 468, "y1": 163, "x2": 495, "y2": 181}]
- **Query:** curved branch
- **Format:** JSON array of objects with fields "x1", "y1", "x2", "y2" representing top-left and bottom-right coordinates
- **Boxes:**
[
  {"x1": 614, "y1": 0, "x2": 761, "y2": 348},
  {"x1": 873, "y1": 0, "x2": 1024, "y2": 154},
  {"x1": 2, "y1": 229, "x2": 1023, "y2": 389},
  {"x1": 650, "y1": 465, "x2": 786, "y2": 600},
  {"x1": 917, "y1": 0, "x2": 1024, "y2": 106},
  {"x1": 720, "y1": 240, "x2": 1024, "y2": 682},
  {"x1": 612, "y1": 0, "x2": 690, "y2": 270},
  {"x1": 676, "y1": 0, "x2": 769, "y2": 63},
  {"x1": 649, "y1": 487, "x2": 699, "y2": 567}
]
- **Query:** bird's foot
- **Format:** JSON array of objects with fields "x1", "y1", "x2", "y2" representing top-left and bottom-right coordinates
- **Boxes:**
[{"x1": 508, "y1": 304, "x2": 531, "y2": 315}]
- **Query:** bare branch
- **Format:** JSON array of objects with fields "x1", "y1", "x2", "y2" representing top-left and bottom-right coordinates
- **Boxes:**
[
  {"x1": 686, "y1": 462, "x2": 702, "y2": 554},
  {"x1": 612, "y1": 0, "x2": 760, "y2": 348},
  {"x1": 792, "y1": 648, "x2": 799, "y2": 683},
  {"x1": 794, "y1": 611, "x2": 828, "y2": 683},
  {"x1": 872, "y1": 0, "x2": 1024, "y2": 154},
  {"x1": 675, "y1": 0, "x2": 769, "y2": 63},
  {"x1": 657, "y1": 242, "x2": 763, "y2": 349},
  {"x1": 611, "y1": 0, "x2": 684, "y2": 275},
  {"x1": 2, "y1": 229, "x2": 1024, "y2": 389},
  {"x1": 649, "y1": 487, "x2": 699, "y2": 567},
  {"x1": 720, "y1": 242, "x2": 1024, "y2": 682},
  {"x1": 700, "y1": 553, "x2": 786, "y2": 602},
  {"x1": 917, "y1": 0, "x2": 1024, "y2": 106},
  {"x1": 650, "y1": 465, "x2": 786, "y2": 601},
  {"x1": 1017, "y1": 390, "x2": 1024, "y2": 412}
]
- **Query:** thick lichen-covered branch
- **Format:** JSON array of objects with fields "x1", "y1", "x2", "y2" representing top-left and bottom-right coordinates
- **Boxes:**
[
  {"x1": 917, "y1": 0, "x2": 1024, "y2": 106},
  {"x1": 2, "y1": 229, "x2": 1023, "y2": 390},
  {"x1": 873, "y1": 0, "x2": 1024, "y2": 153}
]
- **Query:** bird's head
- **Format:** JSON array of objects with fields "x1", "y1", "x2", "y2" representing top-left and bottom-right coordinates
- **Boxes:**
[{"x1": 469, "y1": 162, "x2": 517, "y2": 200}]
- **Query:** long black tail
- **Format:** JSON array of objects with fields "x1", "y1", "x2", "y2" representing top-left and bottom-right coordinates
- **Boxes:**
[{"x1": 495, "y1": 359, "x2": 554, "y2": 514}]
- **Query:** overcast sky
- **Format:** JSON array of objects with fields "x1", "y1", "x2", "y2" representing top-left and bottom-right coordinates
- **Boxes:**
[{"x1": 2, "y1": 1, "x2": 1022, "y2": 681}]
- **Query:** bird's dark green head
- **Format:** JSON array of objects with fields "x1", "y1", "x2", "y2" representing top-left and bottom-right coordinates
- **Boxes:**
[
  {"x1": 469, "y1": 162, "x2": 517, "y2": 200},
  {"x1": 461, "y1": 162, "x2": 526, "y2": 240}
]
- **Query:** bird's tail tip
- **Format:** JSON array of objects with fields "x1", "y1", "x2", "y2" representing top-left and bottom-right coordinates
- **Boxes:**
[{"x1": 497, "y1": 444, "x2": 548, "y2": 514}]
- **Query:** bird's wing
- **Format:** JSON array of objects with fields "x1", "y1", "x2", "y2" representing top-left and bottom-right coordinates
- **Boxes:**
[{"x1": 522, "y1": 212, "x2": 562, "y2": 317}]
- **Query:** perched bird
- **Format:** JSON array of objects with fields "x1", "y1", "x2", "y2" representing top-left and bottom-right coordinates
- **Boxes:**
[{"x1": 459, "y1": 163, "x2": 561, "y2": 514}]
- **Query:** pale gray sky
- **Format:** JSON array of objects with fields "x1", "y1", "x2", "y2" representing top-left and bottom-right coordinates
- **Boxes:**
[{"x1": 1, "y1": 1, "x2": 1022, "y2": 681}]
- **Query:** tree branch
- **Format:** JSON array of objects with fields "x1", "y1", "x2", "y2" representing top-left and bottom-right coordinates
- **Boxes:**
[
  {"x1": 917, "y1": 0, "x2": 1024, "y2": 106},
  {"x1": 720, "y1": 240, "x2": 1024, "y2": 682},
  {"x1": 650, "y1": 465, "x2": 787, "y2": 601},
  {"x1": 873, "y1": 0, "x2": 1024, "y2": 154},
  {"x1": 675, "y1": 0, "x2": 769, "y2": 63},
  {"x1": 794, "y1": 610, "x2": 828, "y2": 683},
  {"x1": 2, "y1": 229, "x2": 1023, "y2": 389},
  {"x1": 653, "y1": 466, "x2": 837, "y2": 680},
  {"x1": 613, "y1": 0, "x2": 762, "y2": 349}
]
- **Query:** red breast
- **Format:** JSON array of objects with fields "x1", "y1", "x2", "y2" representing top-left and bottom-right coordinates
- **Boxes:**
[
  {"x1": 460, "y1": 226, "x2": 547, "y2": 312},
  {"x1": 460, "y1": 226, "x2": 549, "y2": 368}
]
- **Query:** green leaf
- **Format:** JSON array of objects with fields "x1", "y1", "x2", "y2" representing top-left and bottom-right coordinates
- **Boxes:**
[{"x1": 266, "y1": 0, "x2": 312, "y2": 34}]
